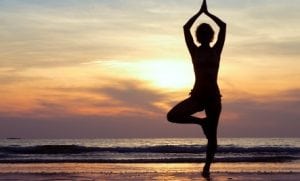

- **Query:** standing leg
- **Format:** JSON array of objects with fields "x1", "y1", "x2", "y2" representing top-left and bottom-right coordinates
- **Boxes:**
[
  {"x1": 202, "y1": 99, "x2": 222, "y2": 177},
  {"x1": 167, "y1": 97, "x2": 205, "y2": 125}
]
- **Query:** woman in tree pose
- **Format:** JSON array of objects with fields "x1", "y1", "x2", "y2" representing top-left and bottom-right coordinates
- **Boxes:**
[{"x1": 167, "y1": 0, "x2": 226, "y2": 177}]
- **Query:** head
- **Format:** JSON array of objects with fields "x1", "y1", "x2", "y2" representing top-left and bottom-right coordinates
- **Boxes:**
[{"x1": 196, "y1": 23, "x2": 214, "y2": 45}]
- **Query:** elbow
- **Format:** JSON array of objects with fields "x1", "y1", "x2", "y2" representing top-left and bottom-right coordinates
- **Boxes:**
[
  {"x1": 183, "y1": 25, "x2": 188, "y2": 31},
  {"x1": 221, "y1": 22, "x2": 226, "y2": 29},
  {"x1": 183, "y1": 27, "x2": 188, "y2": 34},
  {"x1": 218, "y1": 22, "x2": 226, "y2": 31},
  {"x1": 183, "y1": 26, "x2": 191, "y2": 35},
  {"x1": 183, "y1": 24, "x2": 190, "y2": 31}
]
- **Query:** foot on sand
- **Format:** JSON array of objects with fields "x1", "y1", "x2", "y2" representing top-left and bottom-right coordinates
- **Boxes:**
[{"x1": 202, "y1": 164, "x2": 211, "y2": 179}]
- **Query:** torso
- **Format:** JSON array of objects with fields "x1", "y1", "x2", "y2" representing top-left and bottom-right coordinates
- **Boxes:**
[{"x1": 190, "y1": 46, "x2": 221, "y2": 99}]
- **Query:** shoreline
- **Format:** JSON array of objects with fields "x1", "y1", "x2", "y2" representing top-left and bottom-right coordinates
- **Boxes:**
[
  {"x1": 1, "y1": 172, "x2": 300, "y2": 181},
  {"x1": 0, "y1": 163, "x2": 300, "y2": 180}
]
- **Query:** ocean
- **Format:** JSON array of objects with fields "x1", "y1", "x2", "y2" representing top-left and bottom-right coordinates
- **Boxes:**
[{"x1": 0, "y1": 138, "x2": 299, "y2": 164}]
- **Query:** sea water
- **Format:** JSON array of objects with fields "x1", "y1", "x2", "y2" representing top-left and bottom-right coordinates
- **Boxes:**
[{"x1": 0, "y1": 138, "x2": 299, "y2": 173}]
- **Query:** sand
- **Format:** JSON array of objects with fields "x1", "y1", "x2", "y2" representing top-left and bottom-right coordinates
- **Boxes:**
[
  {"x1": 1, "y1": 172, "x2": 300, "y2": 181},
  {"x1": 0, "y1": 163, "x2": 299, "y2": 180}
]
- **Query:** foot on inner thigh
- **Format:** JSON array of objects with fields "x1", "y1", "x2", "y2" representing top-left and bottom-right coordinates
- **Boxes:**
[{"x1": 197, "y1": 117, "x2": 209, "y2": 137}]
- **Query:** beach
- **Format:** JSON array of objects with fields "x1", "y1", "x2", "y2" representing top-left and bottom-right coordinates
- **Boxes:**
[
  {"x1": 0, "y1": 138, "x2": 299, "y2": 180},
  {"x1": 0, "y1": 163, "x2": 300, "y2": 180},
  {"x1": 1, "y1": 0, "x2": 300, "y2": 179}
]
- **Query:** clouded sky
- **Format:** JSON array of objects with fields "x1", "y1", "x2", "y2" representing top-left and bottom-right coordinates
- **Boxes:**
[{"x1": 0, "y1": 0, "x2": 299, "y2": 138}]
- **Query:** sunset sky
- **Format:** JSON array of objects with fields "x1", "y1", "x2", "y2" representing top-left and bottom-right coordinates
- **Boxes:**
[{"x1": 0, "y1": 0, "x2": 299, "y2": 138}]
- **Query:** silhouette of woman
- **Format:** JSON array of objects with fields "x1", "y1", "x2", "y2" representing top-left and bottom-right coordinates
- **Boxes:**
[{"x1": 167, "y1": 0, "x2": 226, "y2": 177}]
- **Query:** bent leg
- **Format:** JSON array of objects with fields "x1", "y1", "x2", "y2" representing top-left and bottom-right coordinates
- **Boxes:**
[
  {"x1": 202, "y1": 99, "x2": 222, "y2": 177},
  {"x1": 167, "y1": 97, "x2": 205, "y2": 125}
]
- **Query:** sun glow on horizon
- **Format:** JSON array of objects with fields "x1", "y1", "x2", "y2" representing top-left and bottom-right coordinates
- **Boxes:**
[
  {"x1": 0, "y1": 0, "x2": 300, "y2": 138},
  {"x1": 93, "y1": 59, "x2": 194, "y2": 90},
  {"x1": 137, "y1": 60, "x2": 194, "y2": 90}
]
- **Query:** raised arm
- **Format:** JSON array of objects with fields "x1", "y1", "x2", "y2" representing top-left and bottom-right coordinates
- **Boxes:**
[
  {"x1": 183, "y1": 4, "x2": 205, "y2": 54},
  {"x1": 205, "y1": 10, "x2": 226, "y2": 54}
]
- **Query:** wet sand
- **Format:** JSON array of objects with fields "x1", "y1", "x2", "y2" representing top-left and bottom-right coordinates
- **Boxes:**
[
  {"x1": 0, "y1": 163, "x2": 299, "y2": 180},
  {"x1": 1, "y1": 172, "x2": 300, "y2": 181}
]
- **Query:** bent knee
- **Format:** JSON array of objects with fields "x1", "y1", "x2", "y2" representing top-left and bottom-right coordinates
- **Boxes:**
[
  {"x1": 166, "y1": 111, "x2": 175, "y2": 123},
  {"x1": 167, "y1": 110, "x2": 178, "y2": 123}
]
